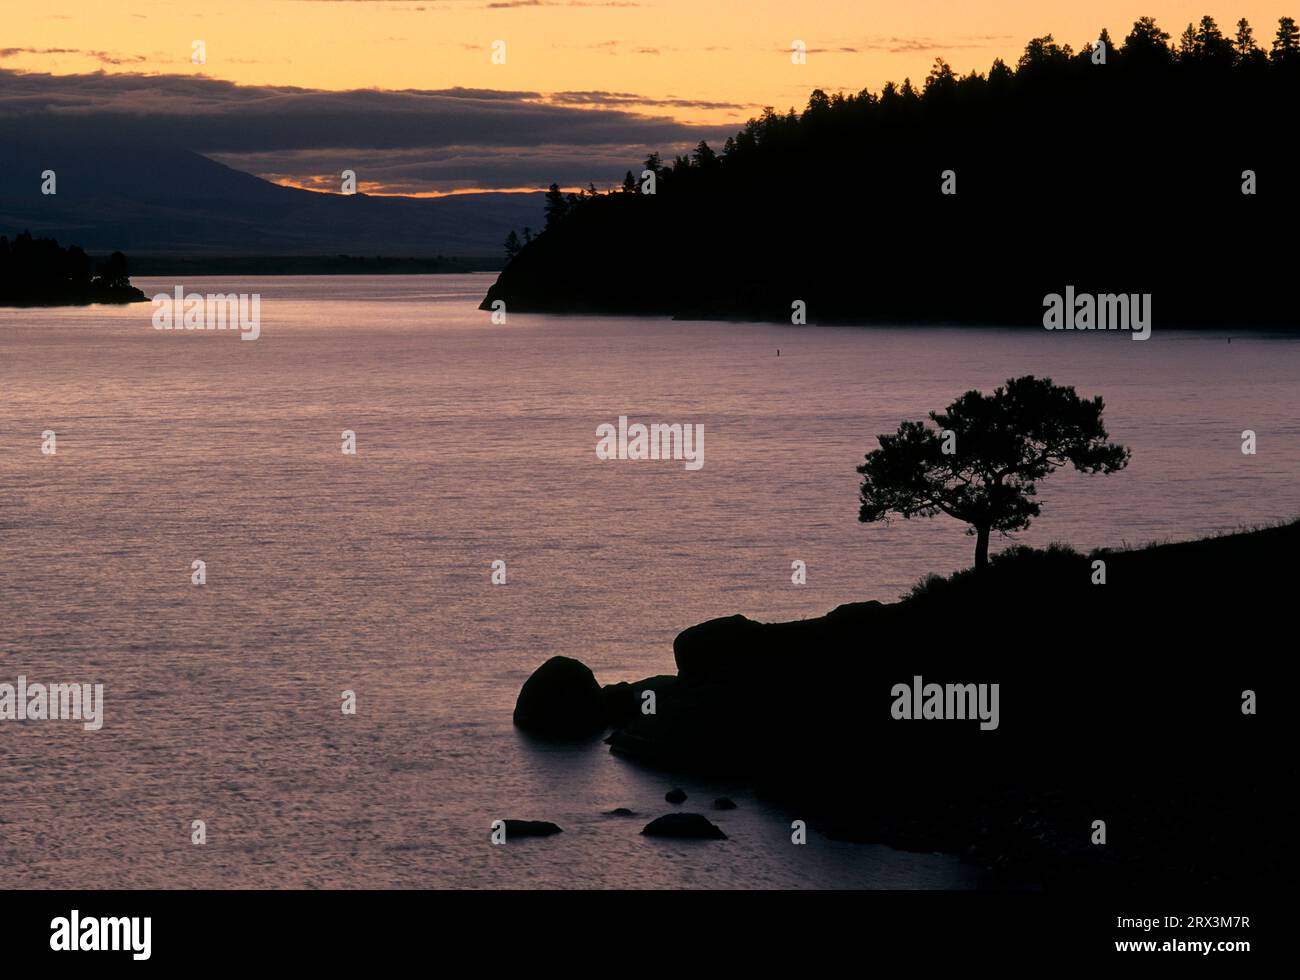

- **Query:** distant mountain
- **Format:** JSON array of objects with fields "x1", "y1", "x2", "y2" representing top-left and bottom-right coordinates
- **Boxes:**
[{"x1": 0, "y1": 136, "x2": 543, "y2": 257}]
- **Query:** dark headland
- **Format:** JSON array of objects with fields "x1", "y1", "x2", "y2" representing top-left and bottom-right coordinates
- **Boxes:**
[
  {"x1": 482, "y1": 18, "x2": 1300, "y2": 328},
  {"x1": 514, "y1": 521, "x2": 1289, "y2": 889},
  {"x1": 1, "y1": 231, "x2": 146, "y2": 307}
]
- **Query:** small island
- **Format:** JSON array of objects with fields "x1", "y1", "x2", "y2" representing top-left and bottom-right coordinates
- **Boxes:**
[{"x1": 1, "y1": 231, "x2": 147, "y2": 307}]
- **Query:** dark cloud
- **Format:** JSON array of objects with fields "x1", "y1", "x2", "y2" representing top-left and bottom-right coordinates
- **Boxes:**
[
  {"x1": 0, "y1": 48, "x2": 82, "y2": 57},
  {"x1": 549, "y1": 90, "x2": 750, "y2": 111},
  {"x1": 214, "y1": 144, "x2": 661, "y2": 193},
  {"x1": 562, "y1": 39, "x2": 664, "y2": 54},
  {"x1": 0, "y1": 70, "x2": 725, "y2": 152},
  {"x1": 286, "y1": 0, "x2": 642, "y2": 4},
  {"x1": 0, "y1": 68, "x2": 735, "y2": 193},
  {"x1": 484, "y1": 1, "x2": 642, "y2": 7},
  {"x1": 89, "y1": 52, "x2": 150, "y2": 65},
  {"x1": 0, "y1": 47, "x2": 146, "y2": 64},
  {"x1": 788, "y1": 35, "x2": 1011, "y2": 56}
]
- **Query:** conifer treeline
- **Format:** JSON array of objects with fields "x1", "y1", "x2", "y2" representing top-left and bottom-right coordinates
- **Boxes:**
[{"x1": 488, "y1": 15, "x2": 1300, "y2": 327}]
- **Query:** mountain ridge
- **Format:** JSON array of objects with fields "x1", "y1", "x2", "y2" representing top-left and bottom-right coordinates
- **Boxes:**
[{"x1": 0, "y1": 136, "x2": 543, "y2": 257}]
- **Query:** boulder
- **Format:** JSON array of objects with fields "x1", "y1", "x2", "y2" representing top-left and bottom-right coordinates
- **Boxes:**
[
  {"x1": 665, "y1": 787, "x2": 687, "y2": 804},
  {"x1": 602, "y1": 807, "x2": 637, "y2": 817},
  {"x1": 514, "y1": 656, "x2": 607, "y2": 737},
  {"x1": 641, "y1": 813, "x2": 728, "y2": 840},
  {"x1": 712, "y1": 797, "x2": 738, "y2": 811},
  {"x1": 673, "y1": 614, "x2": 766, "y2": 681}
]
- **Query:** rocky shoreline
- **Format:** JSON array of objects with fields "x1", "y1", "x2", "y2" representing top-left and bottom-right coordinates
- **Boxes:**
[{"x1": 513, "y1": 523, "x2": 1288, "y2": 889}]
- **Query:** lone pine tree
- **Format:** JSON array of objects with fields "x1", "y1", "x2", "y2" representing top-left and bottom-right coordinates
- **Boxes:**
[{"x1": 857, "y1": 376, "x2": 1130, "y2": 570}]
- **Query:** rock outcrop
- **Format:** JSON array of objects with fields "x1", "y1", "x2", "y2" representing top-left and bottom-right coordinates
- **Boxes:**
[
  {"x1": 513, "y1": 655, "x2": 607, "y2": 737},
  {"x1": 641, "y1": 813, "x2": 728, "y2": 841},
  {"x1": 510, "y1": 520, "x2": 1295, "y2": 888}
]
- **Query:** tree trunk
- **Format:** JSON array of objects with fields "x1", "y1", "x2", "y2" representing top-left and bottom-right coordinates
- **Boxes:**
[{"x1": 974, "y1": 525, "x2": 990, "y2": 571}]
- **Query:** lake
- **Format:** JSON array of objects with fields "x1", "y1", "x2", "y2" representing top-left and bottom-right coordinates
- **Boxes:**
[{"x1": 2, "y1": 274, "x2": 1297, "y2": 888}]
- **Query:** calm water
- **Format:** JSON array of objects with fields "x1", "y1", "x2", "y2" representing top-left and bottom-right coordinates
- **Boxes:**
[{"x1": 2, "y1": 275, "x2": 1297, "y2": 888}]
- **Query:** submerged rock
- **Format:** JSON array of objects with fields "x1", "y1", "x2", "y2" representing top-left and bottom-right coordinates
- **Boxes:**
[
  {"x1": 665, "y1": 787, "x2": 687, "y2": 804},
  {"x1": 712, "y1": 797, "x2": 738, "y2": 811},
  {"x1": 641, "y1": 813, "x2": 728, "y2": 840},
  {"x1": 513, "y1": 656, "x2": 607, "y2": 737},
  {"x1": 500, "y1": 820, "x2": 563, "y2": 838},
  {"x1": 603, "y1": 807, "x2": 637, "y2": 817}
]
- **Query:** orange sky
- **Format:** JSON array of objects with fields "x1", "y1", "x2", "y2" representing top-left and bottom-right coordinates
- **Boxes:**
[
  {"x1": 6, "y1": 2, "x2": 1296, "y2": 120},
  {"x1": 4, "y1": 2, "x2": 1295, "y2": 193}
]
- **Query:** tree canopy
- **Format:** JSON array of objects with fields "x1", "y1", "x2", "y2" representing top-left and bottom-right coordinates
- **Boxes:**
[
  {"x1": 486, "y1": 14, "x2": 1299, "y2": 326},
  {"x1": 857, "y1": 377, "x2": 1130, "y2": 569}
]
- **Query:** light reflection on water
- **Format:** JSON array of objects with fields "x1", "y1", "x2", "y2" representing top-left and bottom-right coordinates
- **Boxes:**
[{"x1": 1, "y1": 275, "x2": 1295, "y2": 887}]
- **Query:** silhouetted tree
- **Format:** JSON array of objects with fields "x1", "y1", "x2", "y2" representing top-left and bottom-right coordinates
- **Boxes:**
[
  {"x1": 692, "y1": 141, "x2": 718, "y2": 170},
  {"x1": 1234, "y1": 18, "x2": 1265, "y2": 64},
  {"x1": 543, "y1": 183, "x2": 569, "y2": 229},
  {"x1": 503, "y1": 230, "x2": 522, "y2": 262},
  {"x1": 857, "y1": 377, "x2": 1130, "y2": 571},
  {"x1": 66, "y1": 244, "x2": 91, "y2": 285},
  {"x1": 925, "y1": 57, "x2": 958, "y2": 97},
  {"x1": 1123, "y1": 16, "x2": 1174, "y2": 67},
  {"x1": 1, "y1": 232, "x2": 142, "y2": 305},
  {"x1": 1192, "y1": 15, "x2": 1236, "y2": 66},
  {"x1": 1274, "y1": 16, "x2": 1300, "y2": 59},
  {"x1": 495, "y1": 14, "x2": 1299, "y2": 330},
  {"x1": 94, "y1": 251, "x2": 131, "y2": 290},
  {"x1": 806, "y1": 89, "x2": 832, "y2": 114},
  {"x1": 1018, "y1": 35, "x2": 1071, "y2": 72},
  {"x1": 987, "y1": 56, "x2": 1013, "y2": 92}
]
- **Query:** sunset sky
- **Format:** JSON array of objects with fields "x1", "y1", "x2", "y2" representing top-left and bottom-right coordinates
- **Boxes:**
[{"x1": 3, "y1": 1, "x2": 1296, "y2": 193}]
